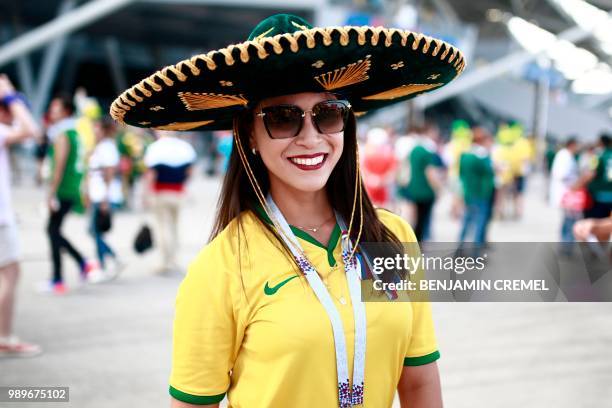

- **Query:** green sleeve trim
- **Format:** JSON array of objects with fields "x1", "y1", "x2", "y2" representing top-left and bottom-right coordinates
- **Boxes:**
[
  {"x1": 403, "y1": 350, "x2": 440, "y2": 366},
  {"x1": 169, "y1": 385, "x2": 225, "y2": 405}
]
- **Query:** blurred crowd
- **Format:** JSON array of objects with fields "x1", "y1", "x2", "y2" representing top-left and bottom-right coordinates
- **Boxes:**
[
  {"x1": 358, "y1": 119, "x2": 611, "y2": 250},
  {"x1": 0, "y1": 74, "x2": 610, "y2": 357}
]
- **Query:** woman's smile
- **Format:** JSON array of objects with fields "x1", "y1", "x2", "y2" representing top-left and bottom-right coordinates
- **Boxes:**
[{"x1": 287, "y1": 153, "x2": 328, "y2": 171}]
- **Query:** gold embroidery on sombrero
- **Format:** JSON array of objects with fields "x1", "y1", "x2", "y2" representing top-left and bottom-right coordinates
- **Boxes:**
[
  {"x1": 421, "y1": 36, "x2": 433, "y2": 54},
  {"x1": 428, "y1": 74, "x2": 440, "y2": 80},
  {"x1": 219, "y1": 80, "x2": 234, "y2": 87},
  {"x1": 291, "y1": 21, "x2": 309, "y2": 31},
  {"x1": 178, "y1": 92, "x2": 248, "y2": 110},
  {"x1": 431, "y1": 40, "x2": 443, "y2": 57},
  {"x1": 150, "y1": 105, "x2": 165, "y2": 111},
  {"x1": 314, "y1": 55, "x2": 371, "y2": 91},
  {"x1": 441, "y1": 46, "x2": 452, "y2": 60},
  {"x1": 139, "y1": 121, "x2": 151, "y2": 125},
  {"x1": 255, "y1": 27, "x2": 275, "y2": 40},
  {"x1": 110, "y1": 106, "x2": 125, "y2": 121},
  {"x1": 390, "y1": 61, "x2": 404, "y2": 70},
  {"x1": 154, "y1": 120, "x2": 214, "y2": 131},
  {"x1": 312, "y1": 60, "x2": 325, "y2": 68},
  {"x1": 109, "y1": 26, "x2": 465, "y2": 125},
  {"x1": 121, "y1": 95, "x2": 136, "y2": 107},
  {"x1": 362, "y1": 83, "x2": 444, "y2": 100},
  {"x1": 457, "y1": 60, "x2": 466, "y2": 75}
]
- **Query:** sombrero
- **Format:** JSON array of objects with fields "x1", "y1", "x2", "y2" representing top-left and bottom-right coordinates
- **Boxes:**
[{"x1": 110, "y1": 13, "x2": 465, "y2": 131}]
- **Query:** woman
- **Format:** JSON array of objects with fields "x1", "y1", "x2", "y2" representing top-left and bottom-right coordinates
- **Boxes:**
[
  {"x1": 86, "y1": 116, "x2": 123, "y2": 281},
  {"x1": 110, "y1": 13, "x2": 464, "y2": 408}
]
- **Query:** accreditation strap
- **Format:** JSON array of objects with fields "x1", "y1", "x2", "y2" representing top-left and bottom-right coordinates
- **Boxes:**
[{"x1": 266, "y1": 195, "x2": 366, "y2": 407}]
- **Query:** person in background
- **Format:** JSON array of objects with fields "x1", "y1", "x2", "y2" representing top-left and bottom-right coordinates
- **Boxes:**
[
  {"x1": 492, "y1": 126, "x2": 514, "y2": 220},
  {"x1": 403, "y1": 122, "x2": 444, "y2": 242},
  {"x1": 549, "y1": 137, "x2": 581, "y2": 254},
  {"x1": 116, "y1": 126, "x2": 150, "y2": 209},
  {"x1": 361, "y1": 127, "x2": 396, "y2": 207},
  {"x1": 442, "y1": 120, "x2": 472, "y2": 219},
  {"x1": 86, "y1": 116, "x2": 124, "y2": 281},
  {"x1": 42, "y1": 94, "x2": 92, "y2": 294},
  {"x1": 0, "y1": 74, "x2": 41, "y2": 356},
  {"x1": 578, "y1": 143, "x2": 598, "y2": 175},
  {"x1": 458, "y1": 127, "x2": 495, "y2": 251},
  {"x1": 509, "y1": 133, "x2": 535, "y2": 220},
  {"x1": 214, "y1": 130, "x2": 233, "y2": 173},
  {"x1": 394, "y1": 126, "x2": 418, "y2": 221},
  {"x1": 585, "y1": 133, "x2": 612, "y2": 219},
  {"x1": 34, "y1": 131, "x2": 49, "y2": 186},
  {"x1": 573, "y1": 216, "x2": 612, "y2": 242},
  {"x1": 143, "y1": 131, "x2": 196, "y2": 274}
]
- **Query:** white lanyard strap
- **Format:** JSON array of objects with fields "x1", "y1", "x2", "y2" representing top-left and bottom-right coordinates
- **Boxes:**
[
  {"x1": 266, "y1": 195, "x2": 366, "y2": 407},
  {"x1": 338, "y1": 216, "x2": 366, "y2": 406}
]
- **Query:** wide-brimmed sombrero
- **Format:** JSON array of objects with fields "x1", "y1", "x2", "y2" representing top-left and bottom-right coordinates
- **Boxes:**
[{"x1": 110, "y1": 13, "x2": 465, "y2": 131}]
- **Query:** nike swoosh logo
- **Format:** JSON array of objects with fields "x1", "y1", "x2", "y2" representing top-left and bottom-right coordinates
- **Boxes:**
[{"x1": 264, "y1": 275, "x2": 299, "y2": 296}]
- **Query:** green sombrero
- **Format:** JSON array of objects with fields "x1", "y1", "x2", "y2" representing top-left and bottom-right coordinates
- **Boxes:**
[{"x1": 110, "y1": 13, "x2": 465, "y2": 131}]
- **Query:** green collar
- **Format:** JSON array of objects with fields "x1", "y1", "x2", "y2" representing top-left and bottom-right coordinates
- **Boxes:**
[{"x1": 253, "y1": 204, "x2": 340, "y2": 267}]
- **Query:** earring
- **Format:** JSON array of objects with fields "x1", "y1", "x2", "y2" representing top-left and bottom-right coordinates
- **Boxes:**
[{"x1": 251, "y1": 148, "x2": 257, "y2": 155}]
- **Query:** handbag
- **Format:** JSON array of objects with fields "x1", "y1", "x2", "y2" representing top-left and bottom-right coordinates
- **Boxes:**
[
  {"x1": 133, "y1": 224, "x2": 153, "y2": 254},
  {"x1": 95, "y1": 208, "x2": 112, "y2": 233},
  {"x1": 561, "y1": 188, "x2": 593, "y2": 212}
]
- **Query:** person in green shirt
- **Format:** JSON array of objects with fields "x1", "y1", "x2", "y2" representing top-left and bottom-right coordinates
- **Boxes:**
[
  {"x1": 43, "y1": 95, "x2": 90, "y2": 294},
  {"x1": 401, "y1": 123, "x2": 444, "y2": 241},
  {"x1": 585, "y1": 133, "x2": 612, "y2": 219},
  {"x1": 458, "y1": 127, "x2": 495, "y2": 249}
]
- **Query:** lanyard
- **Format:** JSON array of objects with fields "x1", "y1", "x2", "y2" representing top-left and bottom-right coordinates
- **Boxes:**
[{"x1": 266, "y1": 195, "x2": 366, "y2": 407}]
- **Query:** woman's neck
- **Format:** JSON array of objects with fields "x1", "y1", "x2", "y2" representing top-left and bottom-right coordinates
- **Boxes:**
[{"x1": 269, "y1": 184, "x2": 334, "y2": 228}]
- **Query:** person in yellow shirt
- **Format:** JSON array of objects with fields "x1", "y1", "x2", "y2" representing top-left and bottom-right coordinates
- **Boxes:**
[{"x1": 110, "y1": 13, "x2": 466, "y2": 408}]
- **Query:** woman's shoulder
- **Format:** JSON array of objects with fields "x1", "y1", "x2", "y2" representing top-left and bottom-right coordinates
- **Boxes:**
[
  {"x1": 190, "y1": 210, "x2": 264, "y2": 275},
  {"x1": 375, "y1": 208, "x2": 418, "y2": 243}
]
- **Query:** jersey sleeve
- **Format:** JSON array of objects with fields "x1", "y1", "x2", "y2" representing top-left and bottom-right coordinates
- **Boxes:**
[
  {"x1": 376, "y1": 210, "x2": 440, "y2": 366},
  {"x1": 403, "y1": 300, "x2": 440, "y2": 366},
  {"x1": 169, "y1": 243, "x2": 245, "y2": 404}
]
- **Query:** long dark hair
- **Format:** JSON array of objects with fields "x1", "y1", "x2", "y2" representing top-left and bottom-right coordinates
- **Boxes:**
[{"x1": 210, "y1": 106, "x2": 403, "y2": 283}]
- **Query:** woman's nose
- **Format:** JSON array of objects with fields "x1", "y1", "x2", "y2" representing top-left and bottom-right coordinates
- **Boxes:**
[{"x1": 294, "y1": 111, "x2": 321, "y2": 148}]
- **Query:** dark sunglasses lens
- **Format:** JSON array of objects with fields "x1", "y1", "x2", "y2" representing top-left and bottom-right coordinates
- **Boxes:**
[
  {"x1": 263, "y1": 106, "x2": 302, "y2": 139},
  {"x1": 314, "y1": 102, "x2": 349, "y2": 134}
]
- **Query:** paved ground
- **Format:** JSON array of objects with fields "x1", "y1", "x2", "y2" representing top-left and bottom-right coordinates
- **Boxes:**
[{"x1": 1, "y1": 168, "x2": 611, "y2": 408}]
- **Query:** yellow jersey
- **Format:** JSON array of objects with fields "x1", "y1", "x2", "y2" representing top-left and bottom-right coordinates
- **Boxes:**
[{"x1": 170, "y1": 209, "x2": 439, "y2": 407}]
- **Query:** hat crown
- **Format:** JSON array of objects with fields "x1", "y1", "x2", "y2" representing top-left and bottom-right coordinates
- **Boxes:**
[{"x1": 247, "y1": 14, "x2": 313, "y2": 41}]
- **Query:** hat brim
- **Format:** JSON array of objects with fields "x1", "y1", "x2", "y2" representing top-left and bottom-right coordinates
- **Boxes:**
[{"x1": 110, "y1": 25, "x2": 465, "y2": 131}]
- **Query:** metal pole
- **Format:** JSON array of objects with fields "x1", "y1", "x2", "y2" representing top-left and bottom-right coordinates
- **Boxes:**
[
  {"x1": 0, "y1": 0, "x2": 135, "y2": 68},
  {"x1": 104, "y1": 38, "x2": 128, "y2": 95},
  {"x1": 533, "y1": 59, "x2": 551, "y2": 170},
  {"x1": 32, "y1": 0, "x2": 76, "y2": 118},
  {"x1": 15, "y1": 57, "x2": 34, "y2": 101},
  {"x1": 417, "y1": 10, "x2": 612, "y2": 109}
]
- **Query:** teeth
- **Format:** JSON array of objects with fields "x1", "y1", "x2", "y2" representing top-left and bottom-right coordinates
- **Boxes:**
[{"x1": 290, "y1": 155, "x2": 325, "y2": 166}]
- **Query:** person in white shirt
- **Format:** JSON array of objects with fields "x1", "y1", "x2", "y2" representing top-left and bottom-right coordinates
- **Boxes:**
[
  {"x1": 143, "y1": 132, "x2": 196, "y2": 273},
  {"x1": 87, "y1": 117, "x2": 123, "y2": 280},
  {"x1": 0, "y1": 74, "x2": 41, "y2": 357},
  {"x1": 549, "y1": 138, "x2": 581, "y2": 252}
]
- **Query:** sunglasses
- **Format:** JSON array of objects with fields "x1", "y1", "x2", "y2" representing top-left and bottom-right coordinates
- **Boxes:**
[{"x1": 256, "y1": 99, "x2": 352, "y2": 139}]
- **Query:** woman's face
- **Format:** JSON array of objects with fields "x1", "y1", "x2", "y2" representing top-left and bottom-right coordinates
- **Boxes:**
[{"x1": 250, "y1": 92, "x2": 345, "y2": 194}]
